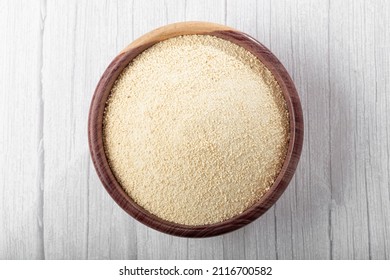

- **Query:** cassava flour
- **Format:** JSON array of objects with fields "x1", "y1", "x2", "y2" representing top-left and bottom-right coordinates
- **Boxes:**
[{"x1": 103, "y1": 35, "x2": 290, "y2": 226}]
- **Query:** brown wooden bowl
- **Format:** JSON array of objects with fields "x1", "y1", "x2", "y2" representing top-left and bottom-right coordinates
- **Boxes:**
[{"x1": 88, "y1": 22, "x2": 303, "y2": 238}]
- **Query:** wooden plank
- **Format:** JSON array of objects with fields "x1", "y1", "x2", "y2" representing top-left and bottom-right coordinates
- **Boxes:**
[
  {"x1": 329, "y1": 0, "x2": 370, "y2": 259},
  {"x1": 367, "y1": 0, "x2": 390, "y2": 259},
  {"x1": 185, "y1": 0, "x2": 226, "y2": 259},
  {"x1": 329, "y1": 0, "x2": 390, "y2": 259},
  {"x1": 224, "y1": 0, "x2": 278, "y2": 260},
  {"x1": 187, "y1": 237, "x2": 224, "y2": 259},
  {"x1": 0, "y1": 0, "x2": 44, "y2": 260},
  {"x1": 133, "y1": 0, "x2": 188, "y2": 259},
  {"x1": 85, "y1": 0, "x2": 138, "y2": 260},
  {"x1": 250, "y1": 0, "x2": 279, "y2": 260},
  {"x1": 185, "y1": 0, "x2": 225, "y2": 23},
  {"x1": 270, "y1": 0, "x2": 331, "y2": 259},
  {"x1": 42, "y1": 0, "x2": 90, "y2": 259}
]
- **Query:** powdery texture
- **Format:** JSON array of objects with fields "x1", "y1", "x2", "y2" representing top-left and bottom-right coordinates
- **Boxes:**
[{"x1": 103, "y1": 35, "x2": 290, "y2": 226}]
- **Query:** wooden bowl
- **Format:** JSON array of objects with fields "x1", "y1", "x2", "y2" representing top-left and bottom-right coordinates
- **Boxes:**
[{"x1": 88, "y1": 22, "x2": 303, "y2": 237}]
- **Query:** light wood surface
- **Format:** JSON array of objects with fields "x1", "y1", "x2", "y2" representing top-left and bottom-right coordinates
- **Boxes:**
[{"x1": 0, "y1": 0, "x2": 389, "y2": 259}]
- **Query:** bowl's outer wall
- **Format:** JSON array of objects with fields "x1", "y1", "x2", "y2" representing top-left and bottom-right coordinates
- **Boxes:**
[{"x1": 88, "y1": 22, "x2": 304, "y2": 237}]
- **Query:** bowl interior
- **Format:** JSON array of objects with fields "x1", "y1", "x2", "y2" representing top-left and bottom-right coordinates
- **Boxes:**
[{"x1": 88, "y1": 22, "x2": 303, "y2": 237}]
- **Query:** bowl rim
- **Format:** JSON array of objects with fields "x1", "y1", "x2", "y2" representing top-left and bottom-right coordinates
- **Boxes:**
[{"x1": 88, "y1": 21, "x2": 304, "y2": 238}]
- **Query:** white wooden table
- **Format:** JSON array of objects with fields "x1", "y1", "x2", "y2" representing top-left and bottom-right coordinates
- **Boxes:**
[{"x1": 1, "y1": 0, "x2": 389, "y2": 260}]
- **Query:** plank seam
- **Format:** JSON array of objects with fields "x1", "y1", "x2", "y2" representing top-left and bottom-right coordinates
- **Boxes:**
[
  {"x1": 327, "y1": 0, "x2": 333, "y2": 261},
  {"x1": 37, "y1": 0, "x2": 47, "y2": 260}
]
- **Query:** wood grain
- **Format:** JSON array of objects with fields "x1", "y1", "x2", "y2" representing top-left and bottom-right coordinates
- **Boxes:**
[
  {"x1": 329, "y1": 0, "x2": 390, "y2": 259},
  {"x1": 84, "y1": 0, "x2": 139, "y2": 260},
  {"x1": 42, "y1": 0, "x2": 89, "y2": 259},
  {"x1": 0, "y1": 0, "x2": 389, "y2": 259},
  {"x1": 0, "y1": 0, "x2": 44, "y2": 260},
  {"x1": 270, "y1": 0, "x2": 332, "y2": 260}
]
